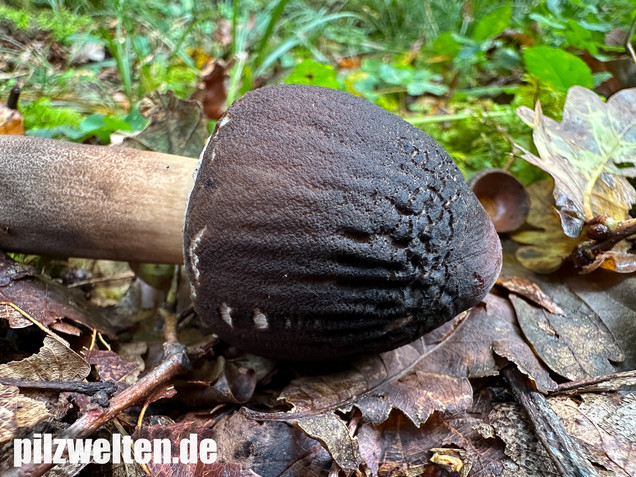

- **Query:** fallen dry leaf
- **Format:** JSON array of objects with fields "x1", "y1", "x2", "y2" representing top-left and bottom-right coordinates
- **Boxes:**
[
  {"x1": 0, "y1": 336, "x2": 90, "y2": 443},
  {"x1": 497, "y1": 275, "x2": 564, "y2": 315},
  {"x1": 0, "y1": 253, "x2": 115, "y2": 337},
  {"x1": 510, "y1": 180, "x2": 579, "y2": 273},
  {"x1": 0, "y1": 103, "x2": 24, "y2": 135},
  {"x1": 517, "y1": 86, "x2": 636, "y2": 238},
  {"x1": 483, "y1": 402, "x2": 559, "y2": 476},
  {"x1": 0, "y1": 383, "x2": 49, "y2": 445},
  {"x1": 0, "y1": 336, "x2": 90, "y2": 382},
  {"x1": 550, "y1": 393, "x2": 636, "y2": 476},
  {"x1": 122, "y1": 90, "x2": 208, "y2": 158},
  {"x1": 85, "y1": 349, "x2": 143, "y2": 392}
]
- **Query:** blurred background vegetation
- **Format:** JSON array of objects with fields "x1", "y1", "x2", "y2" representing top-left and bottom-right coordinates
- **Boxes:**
[{"x1": 1, "y1": 0, "x2": 635, "y2": 182}]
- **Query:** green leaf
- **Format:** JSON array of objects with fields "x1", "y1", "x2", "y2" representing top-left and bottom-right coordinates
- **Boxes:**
[
  {"x1": 407, "y1": 70, "x2": 448, "y2": 96},
  {"x1": 431, "y1": 32, "x2": 461, "y2": 59},
  {"x1": 473, "y1": 3, "x2": 512, "y2": 42},
  {"x1": 522, "y1": 46, "x2": 593, "y2": 92},
  {"x1": 377, "y1": 64, "x2": 412, "y2": 86},
  {"x1": 285, "y1": 59, "x2": 339, "y2": 89}
]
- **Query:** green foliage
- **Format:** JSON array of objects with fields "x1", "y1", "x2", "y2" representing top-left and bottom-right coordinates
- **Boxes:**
[
  {"x1": 523, "y1": 46, "x2": 594, "y2": 93},
  {"x1": 343, "y1": 58, "x2": 448, "y2": 111},
  {"x1": 415, "y1": 102, "x2": 543, "y2": 184},
  {"x1": 472, "y1": 3, "x2": 511, "y2": 42},
  {"x1": 6, "y1": 0, "x2": 632, "y2": 190},
  {"x1": 28, "y1": 109, "x2": 147, "y2": 144},
  {"x1": 285, "y1": 60, "x2": 339, "y2": 89},
  {"x1": 0, "y1": 7, "x2": 31, "y2": 29}
]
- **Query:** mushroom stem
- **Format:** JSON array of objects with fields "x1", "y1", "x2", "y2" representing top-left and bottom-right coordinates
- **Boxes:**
[{"x1": 0, "y1": 135, "x2": 196, "y2": 263}]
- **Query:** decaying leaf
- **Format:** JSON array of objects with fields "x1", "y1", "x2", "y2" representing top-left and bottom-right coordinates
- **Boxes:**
[
  {"x1": 85, "y1": 349, "x2": 143, "y2": 392},
  {"x1": 550, "y1": 393, "x2": 636, "y2": 476},
  {"x1": 0, "y1": 102, "x2": 24, "y2": 135},
  {"x1": 0, "y1": 253, "x2": 115, "y2": 336},
  {"x1": 483, "y1": 402, "x2": 559, "y2": 476},
  {"x1": 588, "y1": 240, "x2": 636, "y2": 274},
  {"x1": 517, "y1": 86, "x2": 636, "y2": 238},
  {"x1": 566, "y1": 270, "x2": 636, "y2": 371},
  {"x1": 0, "y1": 336, "x2": 90, "y2": 382},
  {"x1": 502, "y1": 254, "x2": 624, "y2": 380},
  {"x1": 355, "y1": 393, "x2": 531, "y2": 477},
  {"x1": 135, "y1": 413, "x2": 332, "y2": 476},
  {"x1": 511, "y1": 180, "x2": 580, "y2": 273},
  {"x1": 0, "y1": 336, "x2": 90, "y2": 442},
  {"x1": 122, "y1": 90, "x2": 208, "y2": 158},
  {"x1": 0, "y1": 383, "x2": 49, "y2": 445},
  {"x1": 497, "y1": 274, "x2": 564, "y2": 315}
]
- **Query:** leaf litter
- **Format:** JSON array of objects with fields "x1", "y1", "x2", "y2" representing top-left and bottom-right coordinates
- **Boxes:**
[{"x1": 0, "y1": 87, "x2": 635, "y2": 476}]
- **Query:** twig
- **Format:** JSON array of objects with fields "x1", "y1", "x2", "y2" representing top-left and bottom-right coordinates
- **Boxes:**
[
  {"x1": 551, "y1": 369, "x2": 636, "y2": 395},
  {"x1": 67, "y1": 272, "x2": 135, "y2": 288},
  {"x1": 503, "y1": 366, "x2": 599, "y2": 477},
  {"x1": 0, "y1": 378, "x2": 117, "y2": 396},
  {"x1": 570, "y1": 217, "x2": 636, "y2": 271},
  {"x1": 9, "y1": 342, "x2": 191, "y2": 477}
]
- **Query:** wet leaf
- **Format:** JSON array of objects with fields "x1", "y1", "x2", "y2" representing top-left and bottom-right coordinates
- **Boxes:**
[{"x1": 516, "y1": 87, "x2": 636, "y2": 238}]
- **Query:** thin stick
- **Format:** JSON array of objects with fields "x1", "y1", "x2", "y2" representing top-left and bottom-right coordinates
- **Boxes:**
[{"x1": 10, "y1": 343, "x2": 191, "y2": 477}]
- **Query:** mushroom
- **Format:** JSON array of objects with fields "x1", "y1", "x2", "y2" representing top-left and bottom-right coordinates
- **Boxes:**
[{"x1": 0, "y1": 84, "x2": 502, "y2": 360}]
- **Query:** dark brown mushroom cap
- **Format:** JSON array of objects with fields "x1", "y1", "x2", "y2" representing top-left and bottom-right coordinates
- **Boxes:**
[{"x1": 184, "y1": 84, "x2": 501, "y2": 360}]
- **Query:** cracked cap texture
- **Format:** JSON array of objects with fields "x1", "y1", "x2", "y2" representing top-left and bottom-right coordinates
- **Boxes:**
[{"x1": 184, "y1": 84, "x2": 502, "y2": 360}]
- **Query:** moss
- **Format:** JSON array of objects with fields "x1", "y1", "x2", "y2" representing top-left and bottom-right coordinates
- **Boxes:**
[
  {"x1": 0, "y1": 6, "x2": 93, "y2": 43},
  {"x1": 0, "y1": 7, "x2": 31, "y2": 30},
  {"x1": 21, "y1": 98, "x2": 83, "y2": 131}
]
